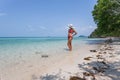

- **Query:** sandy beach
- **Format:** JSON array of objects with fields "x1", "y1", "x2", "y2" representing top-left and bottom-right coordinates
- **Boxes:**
[
  {"x1": 0, "y1": 0, "x2": 120, "y2": 80},
  {"x1": 0, "y1": 43, "x2": 99, "y2": 80},
  {"x1": 0, "y1": 39, "x2": 120, "y2": 80}
]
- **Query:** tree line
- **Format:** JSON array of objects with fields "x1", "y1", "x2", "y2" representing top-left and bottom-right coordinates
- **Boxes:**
[{"x1": 89, "y1": 0, "x2": 120, "y2": 38}]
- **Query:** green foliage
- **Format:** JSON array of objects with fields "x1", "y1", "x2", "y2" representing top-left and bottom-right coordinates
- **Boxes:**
[{"x1": 90, "y1": 0, "x2": 120, "y2": 38}]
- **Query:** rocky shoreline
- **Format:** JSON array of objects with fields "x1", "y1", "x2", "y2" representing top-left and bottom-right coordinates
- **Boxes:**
[{"x1": 37, "y1": 39, "x2": 120, "y2": 80}]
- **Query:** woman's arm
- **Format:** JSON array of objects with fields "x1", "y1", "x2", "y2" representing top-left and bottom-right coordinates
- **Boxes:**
[{"x1": 73, "y1": 29, "x2": 77, "y2": 36}]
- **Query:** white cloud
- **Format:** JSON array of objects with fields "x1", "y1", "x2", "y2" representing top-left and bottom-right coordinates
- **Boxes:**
[
  {"x1": 0, "y1": 13, "x2": 7, "y2": 16},
  {"x1": 88, "y1": 25, "x2": 97, "y2": 29},
  {"x1": 78, "y1": 25, "x2": 96, "y2": 31},
  {"x1": 26, "y1": 25, "x2": 47, "y2": 32},
  {"x1": 76, "y1": 25, "x2": 97, "y2": 36}
]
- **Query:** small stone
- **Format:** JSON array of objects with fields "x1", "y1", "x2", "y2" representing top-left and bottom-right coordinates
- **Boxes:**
[
  {"x1": 41, "y1": 55, "x2": 49, "y2": 58},
  {"x1": 90, "y1": 50, "x2": 97, "y2": 52}
]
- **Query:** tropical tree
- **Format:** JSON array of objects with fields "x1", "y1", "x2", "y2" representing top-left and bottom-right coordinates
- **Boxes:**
[{"x1": 90, "y1": 0, "x2": 120, "y2": 37}]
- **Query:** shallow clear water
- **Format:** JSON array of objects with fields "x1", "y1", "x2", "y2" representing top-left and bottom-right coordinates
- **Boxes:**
[
  {"x1": 0, "y1": 37, "x2": 105, "y2": 68},
  {"x1": 0, "y1": 37, "x2": 105, "y2": 55}
]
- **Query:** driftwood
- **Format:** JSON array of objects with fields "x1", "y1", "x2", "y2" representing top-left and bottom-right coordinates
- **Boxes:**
[
  {"x1": 84, "y1": 57, "x2": 92, "y2": 61},
  {"x1": 70, "y1": 76, "x2": 86, "y2": 80}
]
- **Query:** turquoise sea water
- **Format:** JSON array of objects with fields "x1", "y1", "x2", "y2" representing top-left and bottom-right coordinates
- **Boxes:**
[
  {"x1": 0, "y1": 37, "x2": 105, "y2": 55},
  {"x1": 0, "y1": 37, "x2": 105, "y2": 68},
  {"x1": 0, "y1": 37, "x2": 85, "y2": 55}
]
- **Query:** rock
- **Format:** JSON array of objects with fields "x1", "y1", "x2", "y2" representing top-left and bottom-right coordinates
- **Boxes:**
[
  {"x1": 70, "y1": 76, "x2": 86, "y2": 80},
  {"x1": 41, "y1": 55, "x2": 49, "y2": 58},
  {"x1": 105, "y1": 38, "x2": 113, "y2": 43},
  {"x1": 83, "y1": 72, "x2": 95, "y2": 80},
  {"x1": 35, "y1": 51, "x2": 42, "y2": 54},
  {"x1": 90, "y1": 50, "x2": 97, "y2": 52}
]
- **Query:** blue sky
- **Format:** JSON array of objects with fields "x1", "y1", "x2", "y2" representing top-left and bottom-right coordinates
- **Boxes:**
[{"x1": 0, "y1": 0, "x2": 97, "y2": 37}]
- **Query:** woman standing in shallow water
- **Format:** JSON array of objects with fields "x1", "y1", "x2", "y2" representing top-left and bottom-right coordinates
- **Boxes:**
[{"x1": 67, "y1": 24, "x2": 77, "y2": 51}]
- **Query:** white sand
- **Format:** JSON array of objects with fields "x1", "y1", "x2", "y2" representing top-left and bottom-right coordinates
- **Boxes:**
[
  {"x1": 0, "y1": 44, "x2": 98, "y2": 80},
  {"x1": 1, "y1": 43, "x2": 120, "y2": 80}
]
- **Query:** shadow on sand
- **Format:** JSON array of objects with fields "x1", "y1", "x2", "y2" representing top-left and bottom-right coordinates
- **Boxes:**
[{"x1": 78, "y1": 58, "x2": 120, "y2": 80}]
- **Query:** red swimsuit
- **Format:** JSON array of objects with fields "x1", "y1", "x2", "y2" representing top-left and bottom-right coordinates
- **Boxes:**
[{"x1": 68, "y1": 28, "x2": 74, "y2": 39}]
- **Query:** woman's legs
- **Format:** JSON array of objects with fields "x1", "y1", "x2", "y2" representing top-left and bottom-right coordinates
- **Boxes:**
[{"x1": 67, "y1": 38, "x2": 72, "y2": 51}]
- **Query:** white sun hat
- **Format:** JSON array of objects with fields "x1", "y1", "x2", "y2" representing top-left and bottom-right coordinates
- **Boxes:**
[
  {"x1": 68, "y1": 24, "x2": 76, "y2": 29},
  {"x1": 68, "y1": 24, "x2": 73, "y2": 28}
]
